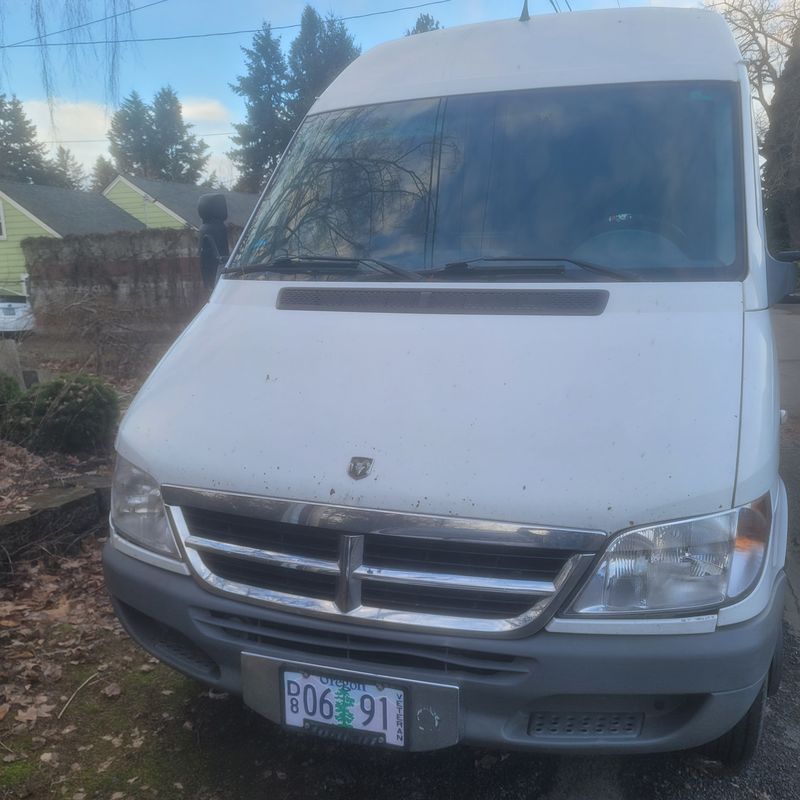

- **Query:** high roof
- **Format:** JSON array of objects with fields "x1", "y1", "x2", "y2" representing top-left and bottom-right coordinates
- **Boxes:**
[
  {"x1": 120, "y1": 175, "x2": 259, "y2": 229},
  {"x1": 0, "y1": 181, "x2": 145, "y2": 236},
  {"x1": 311, "y1": 8, "x2": 743, "y2": 115}
]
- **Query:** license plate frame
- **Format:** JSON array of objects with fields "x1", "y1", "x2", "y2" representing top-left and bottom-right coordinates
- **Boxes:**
[
  {"x1": 280, "y1": 668, "x2": 407, "y2": 748},
  {"x1": 241, "y1": 652, "x2": 460, "y2": 752}
]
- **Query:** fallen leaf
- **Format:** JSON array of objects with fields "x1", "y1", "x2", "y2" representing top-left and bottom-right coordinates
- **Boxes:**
[
  {"x1": 101, "y1": 683, "x2": 121, "y2": 698},
  {"x1": 16, "y1": 706, "x2": 38, "y2": 723},
  {"x1": 42, "y1": 599, "x2": 71, "y2": 621},
  {"x1": 0, "y1": 703, "x2": 9, "y2": 721},
  {"x1": 39, "y1": 751, "x2": 58, "y2": 765}
]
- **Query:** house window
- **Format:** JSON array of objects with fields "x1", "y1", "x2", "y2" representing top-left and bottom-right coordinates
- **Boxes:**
[{"x1": 0, "y1": 200, "x2": 6, "y2": 240}]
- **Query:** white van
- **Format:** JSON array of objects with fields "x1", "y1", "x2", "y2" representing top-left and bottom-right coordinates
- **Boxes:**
[{"x1": 104, "y1": 8, "x2": 790, "y2": 767}]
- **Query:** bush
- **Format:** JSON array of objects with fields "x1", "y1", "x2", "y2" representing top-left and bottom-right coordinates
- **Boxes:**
[
  {"x1": 0, "y1": 374, "x2": 22, "y2": 422},
  {"x1": 3, "y1": 374, "x2": 119, "y2": 454}
]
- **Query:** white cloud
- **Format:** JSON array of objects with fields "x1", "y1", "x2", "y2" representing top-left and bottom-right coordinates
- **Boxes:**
[
  {"x1": 22, "y1": 96, "x2": 239, "y2": 186},
  {"x1": 181, "y1": 97, "x2": 232, "y2": 125},
  {"x1": 23, "y1": 99, "x2": 111, "y2": 176}
]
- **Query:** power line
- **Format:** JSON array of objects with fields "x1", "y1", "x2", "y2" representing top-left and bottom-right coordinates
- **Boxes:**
[
  {"x1": 43, "y1": 130, "x2": 235, "y2": 144},
  {"x1": 5, "y1": 0, "x2": 169, "y2": 48},
  {"x1": 548, "y1": 0, "x2": 560, "y2": 12},
  {"x1": 563, "y1": 0, "x2": 574, "y2": 11},
  {"x1": 1, "y1": 0, "x2": 452, "y2": 49}
]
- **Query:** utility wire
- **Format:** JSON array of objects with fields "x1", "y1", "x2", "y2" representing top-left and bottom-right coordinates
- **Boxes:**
[
  {"x1": 43, "y1": 130, "x2": 235, "y2": 144},
  {"x1": 2, "y1": 0, "x2": 451, "y2": 49},
  {"x1": 564, "y1": 0, "x2": 574, "y2": 11},
  {"x1": 548, "y1": 0, "x2": 560, "y2": 12},
  {"x1": 5, "y1": 0, "x2": 169, "y2": 48}
]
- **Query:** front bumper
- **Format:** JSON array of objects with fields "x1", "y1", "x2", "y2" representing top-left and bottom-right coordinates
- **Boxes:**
[{"x1": 103, "y1": 542, "x2": 785, "y2": 754}]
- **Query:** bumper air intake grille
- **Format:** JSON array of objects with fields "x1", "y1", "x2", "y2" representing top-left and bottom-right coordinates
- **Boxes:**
[
  {"x1": 192, "y1": 608, "x2": 527, "y2": 678},
  {"x1": 528, "y1": 712, "x2": 644, "y2": 739}
]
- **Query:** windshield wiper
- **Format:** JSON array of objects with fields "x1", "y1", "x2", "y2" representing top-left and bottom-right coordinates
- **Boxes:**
[
  {"x1": 422, "y1": 257, "x2": 639, "y2": 282},
  {"x1": 226, "y1": 256, "x2": 422, "y2": 281}
]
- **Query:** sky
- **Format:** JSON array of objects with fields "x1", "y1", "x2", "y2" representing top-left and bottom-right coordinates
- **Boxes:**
[{"x1": 0, "y1": 0, "x2": 697, "y2": 184}]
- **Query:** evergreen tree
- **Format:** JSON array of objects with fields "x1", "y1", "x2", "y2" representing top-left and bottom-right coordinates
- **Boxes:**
[
  {"x1": 405, "y1": 13, "x2": 441, "y2": 36},
  {"x1": 149, "y1": 86, "x2": 209, "y2": 183},
  {"x1": 108, "y1": 91, "x2": 154, "y2": 177},
  {"x1": 764, "y1": 33, "x2": 800, "y2": 249},
  {"x1": 199, "y1": 170, "x2": 228, "y2": 190},
  {"x1": 108, "y1": 88, "x2": 209, "y2": 183},
  {"x1": 229, "y1": 23, "x2": 292, "y2": 192},
  {"x1": 0, "y1": 94, "x2": 53, "y2": 184},
  {"x1": 287, "y1": 6, "x2": 360, "y2": 126},
  {"x1": 90, "y1": 155, "x2": 118, "y2": 192},
  {"x1": 50, "y1": 146, "x2": 87, "y2": 190}
]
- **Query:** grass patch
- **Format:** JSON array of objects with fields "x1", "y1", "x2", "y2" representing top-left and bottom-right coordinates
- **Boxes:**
[{"x1": 0, "y1": 759, "x2": 36, "y2": 790}]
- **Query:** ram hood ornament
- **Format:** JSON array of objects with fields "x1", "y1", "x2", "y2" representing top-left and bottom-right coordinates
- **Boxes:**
[{"x1": 348, "y1": 457, "x2": 374, "y2": 480}]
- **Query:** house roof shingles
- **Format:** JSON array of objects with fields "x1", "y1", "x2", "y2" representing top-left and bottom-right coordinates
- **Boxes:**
[
  {"x1": 121, "y1": 175, "x2": 258, "y2": 229},
  {"x1": 0, "y1": 180, "x2": 145, "y2": 236}
]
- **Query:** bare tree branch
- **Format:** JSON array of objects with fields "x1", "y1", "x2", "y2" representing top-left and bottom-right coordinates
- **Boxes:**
[{"x1": 710, "y1": 0, "x2": 800, "y2": 129}]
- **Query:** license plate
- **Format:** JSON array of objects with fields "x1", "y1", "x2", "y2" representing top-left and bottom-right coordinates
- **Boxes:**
[
  {"x1": 282, "y1": 670, "x2": 406, "y2": 747},
  {"x1": 2, "y1": 308, "x2": 15, "y2": 316}
]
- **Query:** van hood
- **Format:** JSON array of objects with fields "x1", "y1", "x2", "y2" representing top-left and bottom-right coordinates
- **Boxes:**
[{"x1": 118, "y1": 280, "x2": 744, "y2": 534}]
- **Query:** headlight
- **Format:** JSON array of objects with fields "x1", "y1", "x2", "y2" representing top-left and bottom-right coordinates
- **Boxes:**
[
  {"x1": 111, "y1": 455, "x2": 179, "y2": 558},
  {"x1": 570, "y1": 494, "x2": 771, "y2": 616}
]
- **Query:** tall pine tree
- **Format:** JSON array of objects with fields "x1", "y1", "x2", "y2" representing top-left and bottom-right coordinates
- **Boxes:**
[
  {"x1": 229, "y1": 23, "x2": 292, "y2": 192},
  {"x1": 229, "y1": 7, "x2": 360, "y2": 190},
  {"x1": 49, "y1": 146, "x2": 87, "y2": 190},
  {"x1": 108, "y1": 88, "x2": 208, "y2": 183},
  {"x1": 90, "y1": 155, "x2": 118, "y2": 192},
  {"x1": 287, "y1": 7, "x2": 360, "y2": 126},
  {"x1": 405, "y1": 13, "x2": 442, "y2": 36},
  {"x1": 764, "y1": 33, "x2": 800, "y2": 250},
  {"x1": 108, "y1": 91, "x2": 154, "y2": 178},
  {"x1": 149, "y1": 87, "x2": 209, "y2": 183},
  {"x1": 0, "y1": 94, "x2": 53, "y2": 184}
]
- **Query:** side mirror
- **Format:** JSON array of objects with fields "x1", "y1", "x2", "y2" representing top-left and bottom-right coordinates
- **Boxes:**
[
  {"x1": 198, "y1": 193, "x2": 228, "y2": 223},
  {"x1": 766, "y1": 252, "x2": 798, "y2": 305}
]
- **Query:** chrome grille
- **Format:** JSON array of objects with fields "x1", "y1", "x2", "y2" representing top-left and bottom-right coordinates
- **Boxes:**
[{"x1": 164, "y1": 487, "x2": 606, "y2": 635}]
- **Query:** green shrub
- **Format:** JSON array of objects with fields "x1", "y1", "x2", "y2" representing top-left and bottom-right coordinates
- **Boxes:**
[
  {"x1": 0, "y1": 373, "x2": 22, "y2": 423},
  {"x1": 4, "y1": 374, "x2": 119, "y2": 454}
]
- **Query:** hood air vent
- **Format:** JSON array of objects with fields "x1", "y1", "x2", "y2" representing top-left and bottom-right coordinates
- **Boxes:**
[{"x1": 276, "y1": 287, "x2": 609, "y2": 316}]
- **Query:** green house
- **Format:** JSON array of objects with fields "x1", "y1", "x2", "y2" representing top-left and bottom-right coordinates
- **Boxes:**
[
  {"x1": 0, "y1": 181, "x2": 144, "y2": 296},
  {"x1": 103, "y1": 175, "x2": 258, "y2": 230}
]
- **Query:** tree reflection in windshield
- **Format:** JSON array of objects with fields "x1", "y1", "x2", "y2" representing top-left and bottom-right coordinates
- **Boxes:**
[{"x1": 234, "y1": 99, "x2": 439, "y2": 269}]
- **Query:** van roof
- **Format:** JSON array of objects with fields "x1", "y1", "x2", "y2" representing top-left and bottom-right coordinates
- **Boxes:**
[{"x1": 310, "y1": 7, "x2": 742, "y2": 115}]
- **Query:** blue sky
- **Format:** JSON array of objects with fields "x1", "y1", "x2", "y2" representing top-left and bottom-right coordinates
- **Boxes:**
[{"x1": 0, "y1": 0, "x2": 672, "y2": 182}]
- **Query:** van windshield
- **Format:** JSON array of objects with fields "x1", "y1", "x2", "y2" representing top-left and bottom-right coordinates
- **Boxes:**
[{"x1": 230, "y1": 82, "x2": 743, "y2": 281}]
